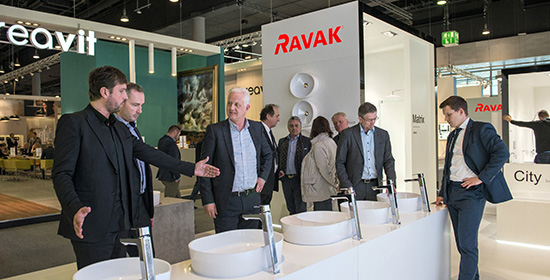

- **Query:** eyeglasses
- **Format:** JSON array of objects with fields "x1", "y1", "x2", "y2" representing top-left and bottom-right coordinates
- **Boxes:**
[{"x1": 360, "y1": 116, "x2": 379, "y2": 123}]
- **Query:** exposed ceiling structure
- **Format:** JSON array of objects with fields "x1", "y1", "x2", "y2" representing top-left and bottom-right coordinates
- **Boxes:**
[{"x1": 1, "y1": 0, "x2": 550, "y2": 97}]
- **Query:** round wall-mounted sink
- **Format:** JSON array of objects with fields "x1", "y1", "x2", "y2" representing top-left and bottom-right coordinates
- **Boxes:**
[
  {"x1": 281, "y1": 211, "x2": 352, "y2": 245},
  {"x1": 377, "y1": 192, "x2": 421, "y2": 212},
  {"x1": 340, "y1": 201, "x2": 390, "y2": 225},
  {"x1": 289, "y1": 72, "x2": 317, "y2": 98},
  {"x1": 73, "y1": 257, "x2": 171, "y2": 280},
  {"x1": 292, "y1": 100, "x2": 317, "y2": 127},
  {"x1": 188, "y1": 229, "x2": 284, "y2": 278}
]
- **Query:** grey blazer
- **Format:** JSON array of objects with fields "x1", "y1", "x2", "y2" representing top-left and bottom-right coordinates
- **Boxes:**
[
  {"x1": 199, "y1": 119, "x2": 272, "y2": 215},
  {"x1": 336, "y1": 124, "x2": 396, "y2": 188}
]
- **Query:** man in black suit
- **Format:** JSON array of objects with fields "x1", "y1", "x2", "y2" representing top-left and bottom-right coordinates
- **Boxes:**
[
  {"x1": 53, "y1": 66, "x2": 219, "y2": 269},
  {"x1": 200, "y1": 87, "x2": 272, "y2": 233},
  {"x1": 336, "y1": 102, "x2": 396, "y2": 201},
  {"x1": 6, "y1": 133, "x2": 18, "y2": 154},
  {"x1": 157, "y1": 125, "x2": 183, "y2": 198},
  {"x1": 331, "y1": 112, "x2": 349, "y2": 144},
  {"x1": 259, "y1": 104, "x2": 280, "y2": 205},
  {"x1": 114, "y1": 82, "x2": 154, "y2": 257},
  {"x1": 437, "y1": 96, "x2": 511, "y2": 280},
  {"x1": 278, "y1": 116, "x2": 311, "y2": 215}
]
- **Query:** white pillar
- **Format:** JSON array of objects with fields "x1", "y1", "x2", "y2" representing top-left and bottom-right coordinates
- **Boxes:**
[
  {"x1": 192, "y1": 16, "x2": 206, "y2": 43},
  {"x1": 129, "y1": 39, "x2": 136, "y2": 82},
  {"x1": 171, "y1": 47, "x2": 177, "y2": 77}
]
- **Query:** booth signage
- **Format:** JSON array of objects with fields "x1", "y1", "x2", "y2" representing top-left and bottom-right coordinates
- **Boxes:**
[
  {"x1": 474, "y1": 103, "x2": 502, "y2": 112},
  {"x1": 247, "y1": 86, "x2": 263, "y2": 95},
  {"x1": 274, "y1": 26, "x2": 343, "y2": 55},
  {"x1": 442, "y1": 30, "x2": 459, "y2": 47},
  {"x1": 412, "y1": 114, "x2": 425, "y2": 124},
  {"x1": 0, "y1": 22, "x2": 97, "y2": 56},
  {"x1": 504, "y1": 163, "x2": 550, "y2": 190}
]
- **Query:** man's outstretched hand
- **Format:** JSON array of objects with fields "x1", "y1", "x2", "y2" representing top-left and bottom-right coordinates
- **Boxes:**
[{"x1": 194, "y1": 156, "x2": 220, "y2": 178}]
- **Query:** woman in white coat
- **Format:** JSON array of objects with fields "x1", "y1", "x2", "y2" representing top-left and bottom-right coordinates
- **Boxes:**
[{"x1": 301, "y1": 116, "x2": 339, "y2": 211}]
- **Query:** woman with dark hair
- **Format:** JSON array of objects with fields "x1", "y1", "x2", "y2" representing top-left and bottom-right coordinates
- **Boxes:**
[{"x1": 301, "y1": 116, "x2": 339, "y2": 211}]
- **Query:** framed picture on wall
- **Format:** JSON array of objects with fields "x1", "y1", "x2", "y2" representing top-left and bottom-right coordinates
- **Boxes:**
[{"x1": 177, "y1": 65, "x2": 218, "y2": 138}]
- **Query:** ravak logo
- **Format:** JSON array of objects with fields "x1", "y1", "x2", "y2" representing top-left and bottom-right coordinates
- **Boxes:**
[
  {"x1": 274, "y1": 26, "x2": 343, "y2": 55},
  {"x1": 514, "y1": 170, "x2": 542, "y2": 185},
  {"x1": 475, "y1": 103, "x2": 502, "y2": 112}
]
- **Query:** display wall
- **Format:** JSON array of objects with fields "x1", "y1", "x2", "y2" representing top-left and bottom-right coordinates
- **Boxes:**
[{"x1": 225, "y1": 68, "x2": 263, "y2": 121}]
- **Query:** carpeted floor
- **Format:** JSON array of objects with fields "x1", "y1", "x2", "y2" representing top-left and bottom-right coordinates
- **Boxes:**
[{"x1": 0, "y1": 193, "x2": 60, "y2": 222}]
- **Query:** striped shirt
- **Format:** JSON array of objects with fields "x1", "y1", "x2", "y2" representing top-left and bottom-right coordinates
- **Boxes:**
[{"x1": 229, "y1": 119, "x2": 257, "y2": 192}]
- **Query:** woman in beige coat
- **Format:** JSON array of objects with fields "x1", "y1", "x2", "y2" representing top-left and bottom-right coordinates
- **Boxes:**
[{"x1": 301, "y1": 116, "x2": 339, "y2": 211}]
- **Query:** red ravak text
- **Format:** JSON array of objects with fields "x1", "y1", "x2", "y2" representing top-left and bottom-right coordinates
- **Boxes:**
[
  {"x1": 274, "y1": 26, "x2": 343, "y2": 55},
  {"x1": 475, "y1": 103, "x2": 502, "y2": 112}
]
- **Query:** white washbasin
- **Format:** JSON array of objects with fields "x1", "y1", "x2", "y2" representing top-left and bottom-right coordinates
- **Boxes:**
[
  {"x1": 340, "y1": 201, "x2": 390, "y2": 225},
  {"x1": 73, "y1": 257, "x2": 171, "y2": 280},
  {"x1": 280, "y1": 211, "x2": 352, "y2": 245},
  {"x1": 189, "y1": 229, "x2": 284, "y2": 278},
  {"x1": 377, "y1": 192, "x2": 421, "y2": 212}
]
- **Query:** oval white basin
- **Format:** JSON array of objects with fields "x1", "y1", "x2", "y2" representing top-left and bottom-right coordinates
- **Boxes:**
[
  {"x1": 189, "y1": 229, "x2": 284, "y2": 278},
  {"x1": 281, "y1": 211, "x2": 352, "y2": 245},
  {"x1": 340, "y1": 201, "x2": 390, "y2": 225},
  {"x1": 73, "y1": 257, "x2": 171, "y2": 280},
  {"x1": 377, "y1": 192, "x2": 421, "y2": 212}
]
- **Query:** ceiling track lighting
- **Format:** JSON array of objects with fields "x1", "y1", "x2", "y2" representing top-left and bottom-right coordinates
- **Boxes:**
[
  {"x1": 0, "y1": 65, "x2": 4, "y2": 74},
  {"x1": 33, "y1": 49, "x2": 40, "y2": 59},
  {"x1": 120, "y1": 8, "x2": 130, "y2": 22},
  {"x1": 14, "y1": 57, "x2": 20, "y2": 67},
  {"x1": 169, "y1": 0, "x2": 179, "y2": 2},
  {"x1": 437, "y1": 0, "x2": 447, "y2": 5}
]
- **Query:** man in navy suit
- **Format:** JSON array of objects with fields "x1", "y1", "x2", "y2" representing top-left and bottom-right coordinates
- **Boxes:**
[
  {"x1": 157, "y1": 125, "x2": 183, "y2": 198},
  {"x1": 53, "y1": 66, "x2": 219, "y2": 269},
  {"x1": 336, "y1": 102, "x2": 396, "y2": 200},
  {"x1": 200, "y1": 87, "x2": 272, "y2": 233},
  {"x1": 437, "y1": 96, "x2": 512, "y2": 280}
]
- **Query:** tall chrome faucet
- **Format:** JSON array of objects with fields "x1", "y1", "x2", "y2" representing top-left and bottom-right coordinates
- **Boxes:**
[
  {"x1": 331, "y1": 186, "x2": 363, "y2": 241},
  {"x1": 405, "y1": 173, "x2": 431, "y2": 212},
  {"x1": 242, "y1": 205, "x2": 280, "y2": 274},
  {"x1": 120, "y1": 227, "x2": 155, "y2": 280},
  {"x1": 372, "y1": 180, "x2": 401, "y2": 225}
]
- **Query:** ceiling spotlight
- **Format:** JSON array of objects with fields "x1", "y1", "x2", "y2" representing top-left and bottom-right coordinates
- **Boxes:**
[
  {"x1": 0, "y1": 65, "x2": 4, "y2": 74},
  {"x1": 109, "y1": 35, "x2": 116, "y2": 39},
  {"x1": 0, "y1": 117, "x2": 10, "y2": 122},
  {"x1": 437, "y1": 0, "x2": 447, "y2": 5},
  {"x1": 244, "y1": 55, "x2": 252, "y2": 60},
  {"x1": 120, "y1": 9, "x2": 130, "y2": 22},
  {"x1": 25, "y1": 22, "x2": 31, "y2": 25},
  {"x1": 33, "y1": 49, "x2": 40, "y2": 59},
  {"x1": 16, "y1": 20, "x2": 24, "y2": 24},
  {"x1": 242, "y1": 44, "x2": 249, "y2": 48},
  {"x1": 30, "y1": 72, "x2": 34, "y2": 76},
  {"x1": 32, "y1": 23, "x2": 39, "y2": 27},
  {"x1": 234, "y1": 45, "x2": 241, "y2": 50},
  {"x1": 38, "y1": 69, "x2": 42, "y2": 73},
  {"x1": 482, "y1": 24, "x2": 490, "y2": 35},
  {"x1": 46, "y1": 66, "x2": 50, "y2": 70},
  {"x1": 14, "y1": 57, "x2": 20, "y2": 67},
  {"x1": 170, "y1": 0, "x2": 178, "y2": 2},
  {"x1": 382, "y1": 31, "x2": 397, "y2": 37},
  {"x1": 9, "y1": 114, "x2": 20, "y2": 120},
  {"x1": 14, "y1": 78, "x2": 18, "y2": 82}
]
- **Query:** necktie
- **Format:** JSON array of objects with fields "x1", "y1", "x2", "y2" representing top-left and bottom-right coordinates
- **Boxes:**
[
  {"x1": 448, "y1": 127, "x2": 462, "y2": 159},
  {"x1": 269, "y1": 130, "x2": 279, "y2": 164}
]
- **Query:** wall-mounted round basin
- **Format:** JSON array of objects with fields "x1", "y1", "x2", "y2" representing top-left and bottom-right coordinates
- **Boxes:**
[
  {"x1": 340, "y1": 201, "x2": 390, "y2": 225},
  {"x1": 377, "y1": 192, "x2": 421, "y2": 212},
  {"x1": 73, "y1": 257, "x2": 171, "y2": 280},
  {"x1": 289, "y1": 72, "x2": 317, "y2": 98},
  {"x1": 281, "y1": 211, "x2": 352, "y2": 246},
  {"x1": 188, "y1": 229, "x2": 284, "y2": 278}
]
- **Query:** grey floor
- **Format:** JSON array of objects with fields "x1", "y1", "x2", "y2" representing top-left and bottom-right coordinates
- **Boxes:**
[{"x1": 0, "y1": 177, "x2": 214, "y2": 279}]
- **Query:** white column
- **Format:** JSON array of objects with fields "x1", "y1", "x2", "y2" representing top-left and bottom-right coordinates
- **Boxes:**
[
  {"x1": 129, "y1": 39, "x2": 136, "y2": 82},
  {"x1": 171, "y1": 47, "x2": 177, "y2": 77},
  {"x1": 148, "y1": 43, "x2": 154, "y2": 74}
]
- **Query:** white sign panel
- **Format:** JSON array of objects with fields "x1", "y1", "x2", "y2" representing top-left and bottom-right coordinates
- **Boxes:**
[{"x1": 504, "y1": 163, "x2": 550, "y2": 192}]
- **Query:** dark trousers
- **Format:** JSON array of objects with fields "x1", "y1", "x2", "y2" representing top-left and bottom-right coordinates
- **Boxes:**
[
  {"x1": 127, "y1": 195, "x2": 154, "y2": 258},
  {"x1": 214, "y1": 191, "x2": 261, "y2": 233},
  {"x1": 281, "y1": 175, "x2": 306, "y2": 215},
  {"x1": 71, "y1": 230, "x2": 129, "y2": 269},
  {"x1": 313, "y1": 199, "x2": 332, "y2": 211},
  {"x1": 535, "y1": 152, "x2": 550, "y2": 164},
  {"x1": 447, "y1": 181, "x2": 486, "y2": 280},
  {"x1": 354, "y1": 180, "x2": 379, "y2": 201}
]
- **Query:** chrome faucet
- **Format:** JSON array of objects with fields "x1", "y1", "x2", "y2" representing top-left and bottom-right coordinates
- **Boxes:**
[
  {"x1": 405, "y1": 173, "x2": 431, "y2": 212},
  {"x1": 331, "y1": 186, "x2": 363, "y2": 241},
  {"x1": 242, "y1": 205, "x2": 280, "y2": 274},
  {"x1": 373, "y1": 180, "x2": 401, "y2": 225},
  {"x1": 120, "y1": 227, "x2": 155, "y2": 280}
]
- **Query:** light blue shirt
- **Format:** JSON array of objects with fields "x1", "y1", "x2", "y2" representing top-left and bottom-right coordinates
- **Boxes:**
[
  {"x1": 115, "y1": 114, "x2": 147, "y2": 194},
  {"x1": 229, "y1": 119, "x2": 257, "y2": 192},
  {"x1": 286, "y1": 135, "x2": 298, "y2": 175},
  {"x1": 360, "y1": 125, "x2": 377, "y2": 180}
]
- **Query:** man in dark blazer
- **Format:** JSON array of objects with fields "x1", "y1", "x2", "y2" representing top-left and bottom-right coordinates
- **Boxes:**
[
  {"x1": 336, "y1": 102, "x2": 396, "y2": 201},
  {"x1": 53, "y1": 66, "x2": 219, "y2": 269},
  {"x1": 259, "y1": 104, "x2": 280, "y2": 205},
  {"x1": 114, "y1": 82, "x2": 154, "y2": 257},
  {"x1": 278, "y1": 116, "x2": 311, "y2": 215},
  {"x1": 437, "y1": 96, "x2": 511, "y2": 280},
  {"x1": 6, "y1": 133, "x2": 18, "y2": 154},
  {"x1": 331, "y1": 112, "x2": 349, "y2": 144},
  {"x1": 157, "y1": 125, "x2": 183, "y2": 198},
  {"x1": 200, "y1": 87, "x2": 272, "y2": 233}
]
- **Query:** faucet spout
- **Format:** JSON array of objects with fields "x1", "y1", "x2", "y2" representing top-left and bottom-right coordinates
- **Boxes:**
[
  {"x1": 242, "y1": 205, "x2": 280, "y2": 274},
  {"x1": 372, "y1": 180, "x2": 401, "y2": 225},
  {"x1": 331, "y1": 187, "x2": 362, "y2": 241},
  {"x1": 405, "y1": 173, "x2": 431, "y2": 212},
  {"x1": 120, "y1": 227, "x2": 155, "y2": 280}
]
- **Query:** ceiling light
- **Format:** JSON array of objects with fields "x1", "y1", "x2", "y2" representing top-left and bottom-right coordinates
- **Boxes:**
[
  {"x1": 32, "y1": 23, "x2": 39, "y2": 27},
  {"x1": 0, "y1": 65, "x2": 4, "y2": 74},
  {"x1": 33, "y1": 49, "x2": 40, "y2": 59},
  {"x1": 14, "y1": 57, "x2": 20, "y2": 67},
  {"x1": 437, "y1": 0, "x2": 447, "y2": 5},
  {"x1": 0, "y1": 117, "x2": 10, "y2": 122},
  {"x1": 242, "y1": 44, "x2": 249, "y2": 48},
  {"x1": 109, "y1": 35, "x2": 116, "y2": 39},
  {"x1": 9, "y1": 114, "x2": 20, "y2": 120},
  {"x1": 16, "y1": 20, "x2": 23, "y2": 24},
  {"x1": 482, "y1": 24, "x2": 490, "y2": 35},
  {"x1": 30, "y1": 72, "x2": 34, "y2": 76},
  {"x1": 363, "y1": 20, "x2": 371, "y2": 26},
  {"x1": 244, "y1": 55, "x2": 252, "y2": 60},
  {"x1": 382, "y1": 31, "x2": 397, "y2": 37},
  {"x1": 121, "y1": 38, "x2": 127, "y2": 41},
  {"x1": 170, "y1": 0, "x2": 178, "y2": 2},
  {"x1": 55, "y1": 45, "x2": 61, "y2": 49},
  {"x1": 25, "y1": 22, "x2": 31, "y2": 25},
  {"x1": 234, "y1": 45, "x2": 241, "y2": 50},
  {"x1": 120, "y1": 9, "x2": 130, "y2": 22},
  {"x1": 116, "y1": 37, "x2": 121, "y2": 40}
]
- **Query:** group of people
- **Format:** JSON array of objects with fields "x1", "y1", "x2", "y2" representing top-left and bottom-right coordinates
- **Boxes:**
[
  {"x1": 2, "y1": 131, "x2": 54, "y2": 159},
  {"x1": 52, "y1": 64, "x2": 514, "y2": 280}
]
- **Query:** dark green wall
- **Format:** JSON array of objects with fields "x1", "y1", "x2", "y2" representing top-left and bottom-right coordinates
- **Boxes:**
[{"x1": 59, "y1": 40, "x2": 223, "y2": 146}]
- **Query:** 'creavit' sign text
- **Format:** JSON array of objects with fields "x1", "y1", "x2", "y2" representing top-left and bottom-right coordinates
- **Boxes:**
[
  {"x1": 0, "y1": 22, "x2": 97, "y2": 56},
  {"x1": 275, "y1": 26, "x2": 343, "y2": 55}
]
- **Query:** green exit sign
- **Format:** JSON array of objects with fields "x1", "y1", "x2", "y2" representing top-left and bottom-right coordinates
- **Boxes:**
[{"x1": 442, "y1": 30, "x2": 459, "y2": 47}]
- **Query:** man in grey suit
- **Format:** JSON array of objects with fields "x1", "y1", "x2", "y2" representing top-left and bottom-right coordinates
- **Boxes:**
[
  {"x1": 200, "y1": 87, "x2": 272, "y2": 233},
  {"x1": 157, "y1": 125, "x2": 183, "y2": 198},
  {"x1": 336, "y1": 102, "x2": 396, "y2": 200}
]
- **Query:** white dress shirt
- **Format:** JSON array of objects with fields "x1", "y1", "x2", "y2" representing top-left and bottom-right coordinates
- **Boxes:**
[{"x1": 450, "y1": 118, "x2": 477, "y2": 182}]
